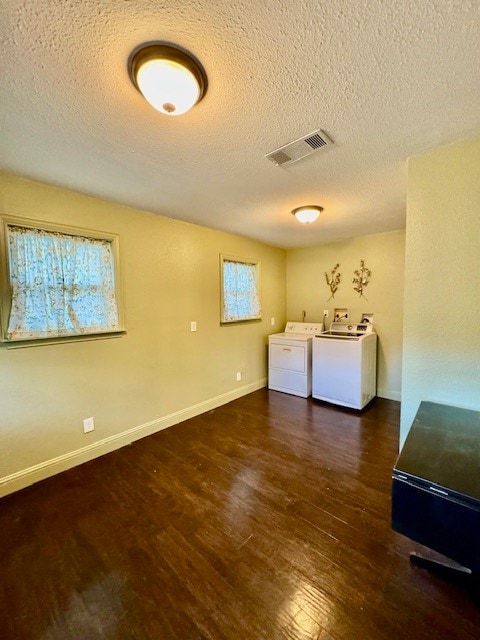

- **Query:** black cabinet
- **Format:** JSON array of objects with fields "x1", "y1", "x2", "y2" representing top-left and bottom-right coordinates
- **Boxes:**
[{"x1": 392, "y1": 401, "x2": 480, "y2": 574}]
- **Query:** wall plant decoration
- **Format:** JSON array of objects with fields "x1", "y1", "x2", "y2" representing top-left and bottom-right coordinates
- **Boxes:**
[
  {"x1": 352, "y1": 259, "x2": 371, "y2": 299},
  {"x1": 325, "y1": 263, "x2": 341, "y2": 300}
]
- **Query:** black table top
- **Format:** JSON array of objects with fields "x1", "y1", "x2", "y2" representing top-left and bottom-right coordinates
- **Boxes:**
[{"x1": 396, "y1": 401, "x2": 480, "y2": 501}]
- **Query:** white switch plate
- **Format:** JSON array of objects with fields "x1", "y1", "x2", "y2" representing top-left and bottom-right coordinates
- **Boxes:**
[
  {"x1": 236, "y1": 371, "x2": 242, "y2": 382},
  {"x1": 190, "y1": 321, "x2": 197, "y2": 332},
  {"x1": 271, "y1": 317, "x2": 275, "y2": 326},
  {"x1": 83, "y1": 417, "x2": 94, "y2": 433}
]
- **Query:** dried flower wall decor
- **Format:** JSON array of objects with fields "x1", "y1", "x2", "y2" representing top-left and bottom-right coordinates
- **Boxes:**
[
  {"x1": 352, "y1": 259, "x2": 371, "y2": 299},
  {"x1": 325, "y1": 263, "x2": 341, "y2": 300}
]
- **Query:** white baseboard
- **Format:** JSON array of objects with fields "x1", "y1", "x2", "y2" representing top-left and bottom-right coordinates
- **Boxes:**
[
  {"x1": 0, "y1": 378, "x2": 267, "y2": 498},
  {"x1": 377, "y1": 387, "x2": 401, "y2": 402}
]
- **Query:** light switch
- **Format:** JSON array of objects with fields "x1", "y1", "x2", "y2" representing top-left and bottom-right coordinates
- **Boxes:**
[{"x1": 190, "y1": 321, "x2": 197, "y2": 332}]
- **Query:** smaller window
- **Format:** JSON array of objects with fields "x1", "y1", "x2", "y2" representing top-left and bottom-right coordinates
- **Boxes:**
[
  {"x1": 220, "y1": 254, "x2": 261, "y2": 323},
  {"x1": 0, "y1": 216, "x2": 124, "y2": 344}
]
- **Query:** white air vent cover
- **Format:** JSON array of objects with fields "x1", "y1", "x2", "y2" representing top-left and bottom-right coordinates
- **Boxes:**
[{"x1": 265, "y1": 129, "x2": 333, "y2": 166}]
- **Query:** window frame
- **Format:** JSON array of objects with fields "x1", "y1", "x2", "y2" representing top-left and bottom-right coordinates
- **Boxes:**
[
  {"x1": 220, "y1": 253, "x2": 262, "y2": 324},
  {"x1": 0, "y1": 215, "x2": 125, "y2": 347}
]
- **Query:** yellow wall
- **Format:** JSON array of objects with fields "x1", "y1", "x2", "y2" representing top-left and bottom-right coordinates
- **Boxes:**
[
  {"x1": 401, "y1": 134, "x2": 480, "y2": 445},
  {"x1": 0, "y1": 174, "x2": 286, "y2": 494},
  {"x1": 286, "y1": 230, "x2": 405, "y2": 401}
]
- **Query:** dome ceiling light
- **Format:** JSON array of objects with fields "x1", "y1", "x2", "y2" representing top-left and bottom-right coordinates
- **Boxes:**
[
  {"x1": 292, "y1": 205, "x2": 324, "y2": 224},
  {"x1": 128, "y1": 43, "x2": 208, "y2": 116}
]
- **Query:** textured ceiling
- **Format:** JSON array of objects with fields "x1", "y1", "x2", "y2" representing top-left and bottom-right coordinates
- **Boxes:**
[{"x1": 1, "y1": 1, "x2": 479, "y2": 248}]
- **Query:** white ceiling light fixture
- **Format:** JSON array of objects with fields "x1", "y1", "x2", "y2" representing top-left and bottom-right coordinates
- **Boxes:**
[
  {"x1": 128, "y1": 43, "x2": 208, "y2": 116},
  {"x1": 292, "y1": 205, "x2": 324, "y2": 224}
]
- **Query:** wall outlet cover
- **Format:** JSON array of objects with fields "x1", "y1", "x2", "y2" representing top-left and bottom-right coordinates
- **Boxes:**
[{"x1": 83, "y1": 417, "x2": 95, "y2": 433}]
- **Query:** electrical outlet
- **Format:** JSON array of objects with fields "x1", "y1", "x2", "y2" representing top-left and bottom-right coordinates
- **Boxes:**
[
  {"x1": 190, "y1": 321, "x2": 197, "y2": 332},
  {"x1": 83, "y1": 417, "x2": 94, "y2": 433},
  {"x1": 236, "y1": 371, "x2": 242, "y2": 382},
  {"x1": 323, "y1": 309, "x2": 329, "y2": 318}
]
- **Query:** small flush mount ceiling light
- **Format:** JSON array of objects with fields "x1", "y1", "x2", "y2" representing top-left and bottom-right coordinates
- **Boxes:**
[
  {"x1": 128, "y1": 42, "x2": 208, "y2": 116},
  {"x1": 291, "y1": 205, "x2": 324, "y2": 224}
]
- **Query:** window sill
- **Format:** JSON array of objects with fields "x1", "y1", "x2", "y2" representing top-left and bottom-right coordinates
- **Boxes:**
[
  {"x1": 220, "y1": 317, "x2": 262, "y2": 325},
  {"x1": 2, "y1": 330, "x2": 126, "y2": 349}
]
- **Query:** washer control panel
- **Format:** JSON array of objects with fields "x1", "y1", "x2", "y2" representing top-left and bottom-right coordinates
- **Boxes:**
[{"x1": 328, "y1": 322, "x2": 374, "y2": 336}]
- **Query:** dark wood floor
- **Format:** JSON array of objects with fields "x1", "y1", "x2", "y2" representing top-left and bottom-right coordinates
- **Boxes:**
[{"x1": 1, "y1": 390, "x2": 480, "y2": 640}]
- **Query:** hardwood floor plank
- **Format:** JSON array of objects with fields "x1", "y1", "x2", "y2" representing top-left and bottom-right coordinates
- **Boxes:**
[{"x1": 2, "y1": 391, "x2": 480, "y2": 639}]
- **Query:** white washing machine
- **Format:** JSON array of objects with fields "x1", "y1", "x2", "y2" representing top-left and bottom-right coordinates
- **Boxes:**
[
  {"x1": 268, "y1": 322, "x2": 323, "y2": 398},
  {"x1": 312, "y1": 322, "x2": 377, "y2": 409}
]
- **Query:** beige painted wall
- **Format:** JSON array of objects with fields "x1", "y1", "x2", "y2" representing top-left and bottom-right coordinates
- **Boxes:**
[
  {"x1": 0, "y1": 174, "x2": 286, "y2": 492},
  {"x1": 401, "y1": 134, "x2": 480, "y2": 445},
  {"x1": 286, "y1": 230, "x2": 405, "y2": 401}
]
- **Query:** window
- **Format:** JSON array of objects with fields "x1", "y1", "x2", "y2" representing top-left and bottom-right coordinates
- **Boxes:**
[
  {"x1": 0, "y1": 217, "x2": 124, "y2": 344},
  {"x1": 220, "y1": 254, "x2": 261, "y2": 323}
]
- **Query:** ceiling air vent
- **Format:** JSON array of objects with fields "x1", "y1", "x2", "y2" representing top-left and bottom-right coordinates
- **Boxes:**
[{"x1": 265, "y1": 129, "x2": 333, "y2": 166}]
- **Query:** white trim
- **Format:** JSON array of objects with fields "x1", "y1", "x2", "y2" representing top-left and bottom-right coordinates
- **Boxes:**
[
  {"x1": 0, "y1": 378, "x2": 267, "y2": 498},
  {"x1": 0, "y1": 214, "x2": 125, "y2": 345},
  {"x1": 220, "y1": 253, "x2": 262, "y2": 324},
  {"x1": 377, "y1": 387, "x2": 401, "y2": 402}
]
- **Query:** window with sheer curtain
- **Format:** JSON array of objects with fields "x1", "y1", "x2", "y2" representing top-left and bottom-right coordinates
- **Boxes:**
[
  {"x1": 1, "y1": 220, "x2": 123, "y2": 343},
  {"x1": 220, "y1": 255, "x2": 261, "y2": 323}
]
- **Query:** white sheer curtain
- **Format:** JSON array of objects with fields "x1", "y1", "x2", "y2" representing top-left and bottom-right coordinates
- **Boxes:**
[
  {"x1": 222, "y1": 259, "x2": 261, "y2": 322},
  {"x1": 7, "y1": 226, "x2": 119, "y2": 340}
]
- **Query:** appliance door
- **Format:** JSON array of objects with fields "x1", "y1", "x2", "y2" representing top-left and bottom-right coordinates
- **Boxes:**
[
  {"x1": 312, "y1": 337, "x2": 361, "y2": 407},
  {"x1": 269, "y1": 341, "x2": 306, "y2": 373},
  {"x1": 268, "y1": 339, "x2": 310, "y2": 397}
]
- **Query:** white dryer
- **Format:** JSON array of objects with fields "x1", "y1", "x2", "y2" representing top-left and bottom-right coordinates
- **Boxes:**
[
  {"x1": 268, "y1": 322, "x2": 323, "y2": 398},
  {"x1": 312, "y1": 322, "x2": 377, "y2": 409}
]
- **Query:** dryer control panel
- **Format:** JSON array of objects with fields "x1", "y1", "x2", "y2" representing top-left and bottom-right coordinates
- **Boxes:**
[{"x1": 285, "y1": 322, "x2": 323, "y2": 334}]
